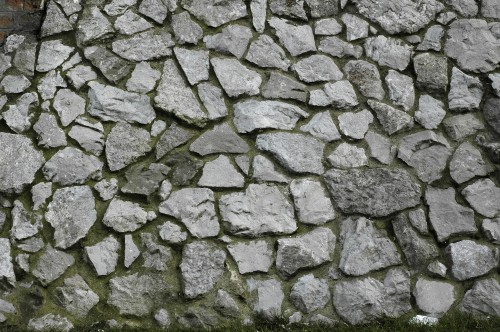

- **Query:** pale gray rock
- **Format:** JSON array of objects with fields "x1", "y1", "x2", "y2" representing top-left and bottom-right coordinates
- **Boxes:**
[
  {"x1": 305, "y1": 0, "x2": 339, "y2": 17},
  {"x1": 482, "y1": 0, "x2": 500, "y2": 18},
  {"x1": 227, "y1": 240, "x2": 273, "y2": 274},
  {"x1": 448, "y1": 68, "x2": 483, "y2": 112},
  {"x1": 103, "y1": 198, "x2": 155, "y2": 232},
  {"x1": 437, "y1": 11, "x2": 457, "y2": 24},
  {"x1": 445, "y1": 19, "x2": 500, "y2": 73},
  {"x1": 428, "y1": 261, "x2": 447, "y2": 277},
  {"x1": 197, "y1": 83, "x2": 227, "y2": 120},
  {"x1": 105, "y1": 123, "x2": 152, "y2": 171},
  {"x1": 236, "y1": 155, "x2": 251, "y2": 175},
  {"x1": 85, "y1": 236, "x2": 120, "y2": 276},
  {"x1": 270, "y1": 0, "x2": 307, "y2": 20},
  {"x1": 43, "y1": 147, "x2": 103, "y2": 185},
  {"x1": 138, "y1": 0, "x2": 171, "y2": 23},
  {"x1": 234, "y1": 100, "x2": 307, "y2": 133},
  {"x1": 482, "y1": 97, "x2": 500, "y2": 135},
  {"x1": 445, "y1": 0, "x2": 477, "y2": 16},
  {"x1": 413, "y1": 53, "x2": 448, "y2": 93},
  {"x1": 344, "y1": 60, "x2": 384, "y2": 100},
  {"x1": 180, "y1": 241, "x2": 226, "y2": 298},
  {"x1": 94, "y1": 178, "x2": 118, "y2": 201},
  {"x1": 450, "y1": 142, "x2": 493, "y2": 184},
  {"x1": 214, "y1": 290, "x2": 239, "y2": 318},
  {"x1": 462, "y1": 179, "x2": 500, "y2": 218},
  {"x1": 426, "y1": 187, "x2": 477, "y2": 242},
  {"x1": 409, "y1": 208, "x2": 430, "y2": 235},
  {"x1": 158, "y1": 180, "x2": 172, "y2": 201},
  {"x1": 89, "y1": 81, "x2": 155, "y2": 124},
  {"x1": 489, "y1": 73, "x2": 500, "y2": 97},
  {"x1": 83, "y1": 46, "x2": 132, "y2": 83},
  {"x1": 76, "y1": 7, "x2": 114, "y2": 45},
  {"x1": 45, "y1": 186, "x2": 96, "y2": 249},
  {"x1": 443, "y1": 113, "x2": 484, "y2": 141},
  {"x1": 211, "y1": 58, "x2": 262, "y2": 98},
  {"x1": 171, "y1": 11, "x2": 203, "y2": 44},
  {"x1": 268, "y1": 17, "x2": 316, "y2": 56},
  {"x1": 290, "y1": 275, "x2": 330, "y2": 313},
  {"x1": 108, "y1": 273, "x2": 171, "y2": 316},
  {"x1": 247, "y1": 278, "x2": 284, "y2": 319},
  {"x1": 55, "y1": 275, "x2": 99, "y2": 318},
  {"x1": 190, "y1": 122, "x2": 249, "y2": 156},
  {"x1": 300, "y1": 111, "x2": 340, "y2": 142},
  {"x1": 9, "y1": 201, "x2": 41, "y2": 241},
  {"x1": 414, "y1": 278, "x2": 456, "y2": 315},
  {"x1": 141, "y1": 233, "x2": 172, "y2": 271},
  {"x1": 126, "y1": 62, "x2": 161, "y2": 93},
  {"x1": 33, "y1": 246, "x2": 75, "y2": 286},
  {"x1": 328, "y1": 143, "x2": 368, "y2": 168},
  {"x1": 368, "y1": 100, "x2": 414, "y2": 135},
  {"x1": 483, "y1": 217, "x2": 500, "y2": 244},
  {"x1": 174, "y1": 48, "x2": 209, "y2": 86},
  {"x1": 256, "y1": 132, "x2": 325, "y2": 174},
  {"x1": 154, "y1": 309, "x2": 171, "y2": 328},
  {"x1": 164, "y1": 153, "x2": 203, "y2": 186},
  {"x1": 112, "y1": 30, "x2": 174, "y2": 62},
  {"x1": 293, "y1": 54, "x2": 343, "y2": 83},
  {"x1": 0, "y1": 239, "x2": 15, "y2": 286},
  {"x1": 4, "y1": 34, "x2": 25, "y2": 53},
  {"x1": 290, "y1": 178, "x2": 335, "y2": 225},
  {"x1": 156, "y1": 122, "x2": 195, "y2": 159},
  {"x1": 36, "y1": 40, "x2": 74, "y2": 73},
  {"x1": 319, "y1": 36, "x2": 363, "y2": 58},
  {"x1": 324, "y1": 168, "x2": 421, "y2": 217},
  {"x1": 314, "y1": 18, "x2": 343, "y2": 35},
  {"x1": 27, "y1": 314, "x2": 73, "y2": 332},
  {"x1": 198, "y1": 155, "x2": 244, "y2": 188},
  {"x1": 364, "y1": 36, "x2": 412, "y2": 70},
  {"x1": 323, "y1": 80, "x2": 359, "y2": 108},
  {"x1": 31, "y1": 182, "x2": 52, "y2": 211},
  {"x1": 0, "y1": 54, "x2": 11, "y2": 77},
  {"x1": 37, "y1": 70, "x2": 66, "y2": 100},
  {"x1": 245, "y1": 35, "x2": 291, "y2": 71},
  {"x1": 0, "y1": 74, "x2": 31, "y2": 93},
  {"x1": 219, "y1": 184, "x2": 297, "y2": 237},
  {"x1": 104, "y1": 0, "x2": 137, "y2": 16},
  {"x1": 12, "y1": 39, "x2": 36, "y2": 77},
  {"x1": 277, "y1": 227, "x2": 335, "y2": 277},
  {"x1": 340, "y1": 217, "x2": 401, "y2": 276},
  {"x1": 181, "y1": 0, "x2": 247, "y2": 27},
  {"x1": 3, "y1": 92, "x2": 38, "y2": 133},
  {"x1": 309, "y1": 89, "x2": 332, "y2": 107},
  {"x1": 66, "y1": 65, "x2": 96, "y2": 90},
  {"x1": 460, "y1": 278, "x2": 500, "y2": 316},
  {"x1": 365, "y1": 131, "x2": 396, "y2": 165},
  {"x1": 155, "y1": 59, "x2": 207, "y2": 126},
  {"x1": 341, "y1": 14, "x2": 369, "y2": 41},
  {"x1": 61, "y1": 52, "x2": 81, "y2": 71},
  {"x1": 121, "y1": 163, "x2": 169, "y2": 197},
  {"x1": 417, "y1": 25, "x2": 444, "y2": 51},
  {"x1": 158, "y1": 221, "x2": 187, "y2": 244},
  {"x1": 114, "y1": 9, "x2": 152, "y2": 35},
  {"x1": 204, "y1": 25, "x2": 252, "y2": 59},
  {"x1": 68, "y1": 118, "x2": 105, "y2": 156},
  {"x1": 159, "y1": 188, "x2": 219, "y2": 238},
  {"x1": 151, "y1": 120, "x2": 167, "y2": 137},
  {"x1": 398, "y1": 131, "x2": 451, "y2": 183},
  {"x1": 415, "y1": 95, "x2": 446, "y2": 129},
  {"x1": 351, "y1": 0, "x2": 443, "y2": 34},
  {"x1": 446, "y1": 240, "x2": 498, "y2": 280},
  {"x1": 262, "y1": 72, "x2": 307, "y2": 102},
  {"x1": 385, "y1": 71, "x2": 414, "y2": 112},
  {"x1": 124, "y1": 234, "x2": 140, "y2": 268},
  {"x1": 338, "y1": 110, "x2": 374, "y2": 139},
  {"x1": 252, "y1": 155, "x2": 289, "y2": 183},
  {"x1": 251, "y1": 0, "x2": 267, "y2": 32}
]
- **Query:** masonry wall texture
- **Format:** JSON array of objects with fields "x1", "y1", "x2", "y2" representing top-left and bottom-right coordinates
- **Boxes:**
[{"x1": 0, "y1": 0, "x2": 499, "y2": 330}]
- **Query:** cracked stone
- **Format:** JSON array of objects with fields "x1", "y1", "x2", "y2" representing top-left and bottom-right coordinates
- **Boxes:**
[
  {"x1": 37, "y1": 40, "x2": 74, "y2": 73},
  {"x1": 385, "y1": 70, "x2": 414, "y2": 112},
  {"x1": 300, "y1": 111, "x2": 340, "y2": 142},
  {"x1": 448, "y1": 67, "x2": 483, "y2": 112},
  {"x1": 126, "y1": 62, "x2": 161, "y2": 94},
  {"x1": 365, "y1": 131, "x2": 396, "y2": 165},
  {"x1": 76, "y1": 7, "x2": 114, "y2": 45},
  {"x1": 105, "y1": 123, "x2": 152, "y2": 171},
  {"x1": 417, "y1": 25, "x2": 444, "y2": 51},
  {"x1": 83, "y1": 46, "x2": 132, "y2": 83},
  {"x1": 293, "y1": 54, "x2": 343, "y2": 83},
  {"x1": 55, "y1": 275, "x2": 99, "y2": 318},
  {"x1": 443, "y1": 113, "x2": 484, "y2": 141},
  {"x1": 197, "y1": 83, "x2": 228, "y2": 120},
  {"x1": 338, "y1": 109, "x2": 374, "y2": 139},
  {"x1": 68, "y1": 118, "x2": 105, "y2": 156},
  {"x1": 174, "y1": 48, "x2": 209, "y2": 86},
  {"x1": 318, "y1": 36, "x2": 363, "y2": 59},
  {"x1": 368, "y1": 100, "x2": 414, "y2": 135},
  {"x1": 114, "y1": 9, "x2": 152, "y2": 35},
  {"x1": 344, "y1": 60, "x2": 384, "y2": 100},
  {"x1": 204, "y1": 25, "x2": 252, "y2": 59}
]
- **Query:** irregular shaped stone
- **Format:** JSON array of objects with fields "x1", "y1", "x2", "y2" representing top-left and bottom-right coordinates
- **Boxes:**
[
  {"x1": 250, "y1": 0, "x2": 266, "y2": 32},
  {"x1": 43, "y1": 147, "x2": 103, "y2": 185},
  {"x1": 290, "y1": 178, "x2": 335, "y2": 225},
  {"x1": 227, "y1": 240, "x2": 273, "y2": 274},
  {"x1": 305, "y1": 0, "x2": 339, "y2": 17},
  {"x1": 138, "y1": 0, "x2": 171, "y2": 23},
  {"x1": 68, "y1": 118, "x2": 105, "y2": 156},
  {"x1": 164, "y1": 153, "x2": 203, "y2": 186},
  {"x1": 103, "y1": 198, "x2": 155, "y2": 232},
  {"x1": 9, "y1": 200, "x2": 42, "y2": 242},
  {"x1": 293, "y1": 54, "x2": 343, "y2": 83},
  {"x1": 314, "y1": 18, "x2": 343, "y2": 35},
  {"x1": 351, "y1": 0, "x2": 443, "y2": 35},
  {"x1": 181, "y1": 0, "x2": 247, "y2": 27},
  {"x1": 277, "y1": 227, "x2": 335, "y2": 278},
  {"x1": 414, "y1": 278, "x2": 456, "y2": 315},
  {"x1": 290, "y1": 275, "x2": 330, "y2": 313},
  {"x1": 344, "y1": 60, "x2": 384, "y2": 100},
  {"x1": 159, "y1": 188, "x2": 219, "y2": 238},
  {"x1": 28, "y1": 314, "x2": 73, "y2": 332},
  {"x1": 268, "y1": 17, "x2": 316, "y2": 56},
  {"x1": 450, "y1": 142, "x2": 493, "y2": 184},
  {"x1": 105, "y1": 123, "x2": 152, "y2": 171},
  {"x1": 126, "y1": 62, "x2": 161, "y2": 94},
  {"x1": 323, "y1": 80, "x2": 359, "y2": 108},
  {"x1": 417, "y1": 25, "x2": 444, "y2": 51},
  {"x1": 55, "y1": 275, "x2": 99, "y2": 318},
  {"x1": 482, "y1": 0, "x2": 500, "y2": 18},
  {"x1": 252, "y1": 155, "x2": 289, "y2": 183},
  {"x1": 124, "y1": 234, "x2": 140, "y2": 268},
  {"x1": 85, "y1": 236, "x2": 120, "y2": 276},
  {"x1": 94, "y1": 178, "x2": 118, "y2": 201},
  {"x1": 445, "y1": 19, "x2": 500, "y2": 73},
  {"x1": 155, "y1": 122, "x2": 194, "y2": 160},
  {"x1": 31, "y1": 182, "x2": 52, "y2": 211},
  {"x1": 198, "y1": 155, "x2": 244, "y2": 188},
  {"x1": 66, "y1": 65, "x2": 96, "y2": 90},
  {"x1": 158, "y1": 221, "x2": 187, "y2": 244},
  {"x1": 104, "y1": 0, "x2": 137, "y2": 16},
  {"x1": 483, "y1": 96, "x2": 500, "y2": 135},
  {"x1": 197, "y1": 83, "x2": 227, "y2": 120},
  {"x1": 219, "y1": 184, "x2": 297, "y2": 237},
  {"x1": 36, "y1": 40, "x2": 74, "y2": 73},
  {"x1": 324, "y1": 168, "x2": 421, "y2": 217},
  {"x1": 141, "y1": 233, "x2": 172, "y2": 271},
  {"x1": 262, "y1": 72, "x2": 307, "y2": 102},
  {"x1": 83, "y1": 46, "x2": 132, "y2": 83},
  {"x1": 121, "y1": 163, "x2": 169, "y2": 197},
  {"x1": 490, "y1": 74, "x2": 500, "y2": 97},
  {"x1": 426, "y1": 187, "x2": 477, "y2": 242},
  {"x1": 33, "y1": 246, "x2": 75, "y2": 286},
  {"x1": 0, "y1": 74, "x2": 31, "y2": 93},
  {"x1": 364, "y1": 36, "x2": 412, "y2": 70},
  {"x1": 385, "y1": 70, "x2": 414, "y2": 112},
  {"x1": 462, "y1": 179, "x2": 500, "y2": 218},
  {"x1": 328, "y1": 143, "x2": 368, "y2": 168},
  {"x1": 319, "y1": 36, "x2": 363, "y2": 59},
  {"x1": 3, "y1": 92, "x2": 38, "y2": 133},
  {"x1": 174, "y1": 48, "x2": 209, "y2": 86},
  {"x1": 448, "y1": 68, "x2": 483, "y2": 112},
  {"x1": 341, "y1": 13, "x2": 369, "y2": 41},
  {"x1": 45, "y1": 186, "x2": 96, "y2": 249},
  {"x1": 112, "y1": 29, "x2": 174, "y2": 62},
  {"x1": 52, "y1": 89, "x2": 85, "y2": 127},
  {"x1": 33, "y1": 112, "x2": 67, "y2": 149},
  {"x1": 76, "y1": 7, "x2": 114, "y2": 45},
  {"x1": 211, "y1": 58, "x2": 261, "y2": 98},
  {"x1": 446, "y1": 240, "x2": 498, "y2": 281},
  {"x1": 300, "y1": 111, "x2": 340, "y2": 142},
  {"x1": 245, "y1": 35, "x2": 290, "y2": 71},
  {"x1": 114, "y1": 9, "x2": 152, "y2": 35},
  {"x1": 482, "y1": 217, "x2": 500, "y2": 244},
  {"x1": 460, "y1": 278, "x2": 500, "y2": 316},
  {"x1": 368, "y1": 100, "x2": 413, "y2": 135},
  {"x1": 413, "y1": 53, "x2": 448, "y2": 93},
  {"x1": 190, "y1": 122, "x2": 249, "y2": 156},
  {"x1": 365, "y1": 131, "x2": 396, "y2": 165},
  {"x1": 0, "y1": 54, "x2": 11, "y2": 77},
  {"x1": 443, "y1": 113, "x2": 484, "y2": 141},
  {"x1": 415, "y1": 95, "x2": 446, "y2": 129},
  {"x1": 12, "y1": 39, "x2": 36, "y2": 77},
  {"x1": 269, "y1": 0, "x2": 307, "y2": 20},
  {"x1": 41, "y1": 1, "x2": 73, "y2": 37},
  {"x1": 180, "y1": 241, "x2": 226, "y2": 298},
  {"x1": 247, "y1": 278, "x2": 284, "y2": 319},
  {"x1": 338, "y1": 110, "x2": 374, "y2": 139},
  {"x1": 214, "y1": 289, "x2": 239, "y2": 318},
  {"x1": 428, "y1": 260, "x2": 447, "y2": 277},
  {"x1": 171, "y1": 11, "x2": 203, "y2": 44},
  {"x1": 204, "y1": 25, "x2": 252, "y2": 59},
  {"x1": 409, "y1": 208, "x2": 430, "y2": 235},
  {"x1": 0, "y1": 239, "x2": 15, "y2": 286}
]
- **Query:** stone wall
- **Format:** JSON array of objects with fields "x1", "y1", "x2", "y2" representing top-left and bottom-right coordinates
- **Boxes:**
[
  {"x1": 0, "y1": 0, "x2": 499, "y2": 330},
  {"x1": 0, "y1": 0, "x2": 42, "y2": 44}
]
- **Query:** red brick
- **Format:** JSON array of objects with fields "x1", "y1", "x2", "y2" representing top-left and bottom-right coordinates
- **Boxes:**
[
  {"x1": 5, "y1": 0, "x2": 24, "y2": 10},
  {"x1": 0, "y1": 31, "x2": 6, "y2": 44},
  {"x1": 0, "y1": 15, "x2": 13, "y2": 29}
]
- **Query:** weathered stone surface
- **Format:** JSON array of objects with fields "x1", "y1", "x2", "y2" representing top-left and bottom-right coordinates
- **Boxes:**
[
  {"x1": 112, "y1": 30, "x2": 174, "y2": 62},
  {"x1": 139, "y1": 0, "x2": 174, "y2": 23},
  {"x1": 351, "y1": 0, "x2": 443, "y2": 35},
  {"x1": 121, "y1": 163, "x2": 169, "y2": 197},
  {"x1": 10, "y1": 200, "x2": 42, "y2": 241},
  {"x1": 197, "y1": 83, "x2": 227, "y2": 120},
  {"x1": 228, "y1": 240, "x2": 273, "y2": 274},
  {"x1": 385, "y1": 71, "x2": 414, "y2": 112},
  {"x1": 0, "y1": 239, "x2": 15, "y2": 286},
  {"x1": 114, "y1": 9, "x2": 152, "y2": 35},
  {"x1": 483, "y1": 217, "x2": 500, "y2": 244},
  {"x1": 41, "y1": 1, "x2": 73, "y2": 37},
  {"x1": 462, "y1": 179, "x2": 500, "y2": 218},
  {"x1": 104, "y1": 0, "x2": 137, "y2": 16},
  {"x1": 174, "y1": 48, "x2": 209, "y2": 86},
  {"x1": 198, "y1": 155, "x2": 244, "y2": 188},
  {"x1": 181, "y1": 0, "x2": 247, "y2": 27},
  {"x1": 368, "y1": 100, "x2": 413, "y2": 135},
  {"x1": 300, "y1": 111, "x2": 340, "y2": 142},
  {"x1": 156, "y1": 122, "x2": 195, "y2": 159},
  {"x1": 446, "y1": 240, "x2": 498, "y2": 281},
  {"x1": 413, "y1": 53, "x2": 448, "y2": 93},
  {"x1": 443, "y1": 113, "x2": 485, "y2": 141},
  {"x1": 364, "y1": 36, "x2": 412, "y2": 70},
  {"x1": 3, "y1": 92, "x2": 38, "y2": 133},
  {"x1": 414, "y1": 278, "x2": 456, "y2": 315},
  {"x1": 290, "y1": 178, "x2": 335, "y2": 225},
  {"x1": 262, "y1": 72, "x2": 307, "y2": 102},
  {"x1": 269, "y1": 0, "x2": 307, "y2": 20},
  {"x1": 256, "y1": 133, "x2": 325, "y2": 174},
  {"x1": 483, "y1": 96, "x2": 500, "y2": 135},
  {"x1": 450, "y1": 142, "x2": 493, "y2": 184},
  {"x1": 68, "y1": 118, "x2": 105, "y2": 156},
  {"x1": 28, "y1": 314, "x2": 73, "y2": 332},
  {"x1": 141, "y1": 233, "x2": 172, "y2": 271},
  {"x1": 43, "y1": 147, "x2": 103, "y2": 185},
  {"x1": 76, "y1": 7, "x2": 114, "y2": 45},
  {"x1": 85, "y1": 236, "x2": 120, "y2": 276},
  {"x1": 55, "y1": 275, "x2": 99, "y2": 318},
  {"x1": 417, "y1": 25, "x2": 444, "y2": 51},
  {"x1": 269, "y1": 18, "x2": 316, "y2": 56},
  {"x1": 126, "y1": 62, "x2": 161, "y2": 94},
  {"x1": 328, "y1": 143, "x2": 368, "y2": 168},
  {"x1": 290, "y1": 275, "x2": 330, "y2": 313},
  {"x1": 448, "y1": 68, "x2": 483, "y2": 112},
  {"x1": 171, "y1": 11, "x2": 203, "y2": 44},
  {"x1": 247, "y1": 278, "x2": 284, "y2": 319},
  {"x1": 415, "y1": 95, "x2": 446, "y2": 129},
  {"x1": 340, "y1": 217, "x2": 401, "y2": 276},
  {"x1": 245, "y1": 35, "x2": 290, "y2": 71},
  {"x1": 234, "y1": 100, "x2": 308, "y2": 133},
  {"x1": 33, "y1": 113, "x2": 66, "y2": 149},
  {"x1": 94, "y1": 178, "x2": 118, "y2": 201},
  {"x1": 103, "y1": 198, "x2": 155, "y2": 232},
  {"x1": 66, "y1": 65, "x2": 96, "y2": 90},
  {"x1": 252, "y1": 155, "x2": 289, "y2": 183},
  {"x1": 88, "y1": 81, "x2": 155, "y2": 124},
  {"x1": 344, "y1": 60, "x2": 384, "y2": 100},
  {"x1": 31, "y1": 182, "x2": 52, "y2": 211},
  {"x1": 482, "y1": 0, "x2": 500, "y2": 18},
  {"x1": 365, "y1": 131, "x2": 396, "y2": 165},
  {"x1": 293, "y1": 54, "x2": 343, "y2": 83},
  {"x1": 341, "y1": 13, "x2": 368, "y2": 41},
  {"x1": 12, "y1": 39, "x2": 36, "y2": 77},
  {"x1": 211, "y1": 58, "x2": 262, "y2": 98},
  {"x1": 445, "y1": 19, "x2": 500, "y2": 73},
  {"x1": 323, "y1": 80, "x2": 359, "y2": 108},
  {"x1": 190, "y1": 122, "x2": 249, "y2": 156},
  {"x1": 0, "y1": 74, "x2": 31, "y2": 93},
  {"x1": 37, "y1": 40, "x2": 74, "y2": 73},
  {"x1": 214, "y1": 289, "x2": 239, "y2": 318},
  {"x1": 52, "y1": 89, "x2": 85, "y2": 127},
  {"x1": 319, "y1": 36, "x2": 363, "y2": 59},
  {"x1": 324, "y1": 168, "x2": 421, "y2": 217},
  {"x1": 124, "y1": 234, "x2": 140, "y2": 268},
  {"x1": 180, "y1": 241, "x2": 226, "y2": 298},
  {"x1": 219, "y1": 184, "x2": 297, "y2": 237},
  {"x1": 460, "y1": 278, "x2": 500, "y2": 316},
  {"x1": 33, "y1": 246, "x2": 75, "y2": 286},
  {"x1": 83, "y1": 46, "x2": 132, "y2": 83},
  {"x1": 338, "y1": 110, "x2": 373, "y2": 139},
  {"x1": 164, "y1": 153, "x2": 203, "y2": 186},
  {"x1": 159, "y1": 188, "x2": 219, "y2": 238},
  {"x1": 105, "y1": 123, "x2": 152, "y2": 171},
  {"x1": 45, "y1": 186, "x2": 96, "y2": 249},
  {"x1": 204, "y1": 25, "x2": 252, "y2": 59}
]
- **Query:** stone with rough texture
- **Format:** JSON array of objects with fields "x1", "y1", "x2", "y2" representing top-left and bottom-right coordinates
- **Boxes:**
[
  {"x1": 482, "y1": 218, "x2": 500, "y2": 244},
  {"x1": 181, "y1": 0, "x2": 247, "y2": 27},
  {"x1": 197, "y1": 83, "x2": 227, "y2": 120},
  {"x1": 460, "y1": 279, "x2": 500, "y2": 316},
  {"x1": 338, "y1": 110, "x2": 374, "y2": 139},
  {"x1": 156, "y1": 122, "x2": 195, "y2": 159},
  {"x1": 268, "y1": 18, "x2": 316, "y2": 56},
  {"x1": 37, "y1": 40, "x2": 74, "y2": 73},
  {"x1": 33, "y1": 113, "x2": 66, "y2": 149},
  {"x1": 0, "y1": 239, "x2": 15, "y2": 286},
  {"x1": 323, "y1": 80, "x2": 359, "y2": 108},
  {"x1": 294, "y1": 55, "x2": 343, "y2": 83},
  {"x1": 342, "y1": 13, "x2": 368, "y2": 41},
  {"x1": 290, "y1": 275, "x2": 330, "y2": 313},
  {"x1": 448, "y1": 68, "x2": 483, "y2": 112},
  {"x1": 112, "y1": 30, "x2": 174, "y2": 62},
  {"x1": 364, "y1": 36, "x2": 412, "y2": 70},
  {"x1": 69, "y1": 119, "x2": 105, "y2": 156},
  {"x1": 262, "y1": 72, "x2": 307, "y2": 102},
  {"x1": 385, "y1": 71, "x2": 414, "y2": 112},
  {"x1": 139, "y1": 0, "x2": 174, "y2": 23},
  {"x1": 174, "y1": 48, "x2": 209, "y2": 86},
  {"x1": 415, "y1": 95, "x2": 446, "y2": 129},
  {"x1": 66, "y1": 65, "x2": 96, "y2": 90},
  {"x1": 446, "y1": 240, "x2": 498, "y2": 281},
  {"x1": 252, "y1": 155, "x2": 289, "y2": 183},
  {"x1": 190, "y1": 123, "x2": 249, "y2": 156},
  {"x1": 28, "y1": 314, "x2": 73, "y2": 332},
  {"x1": 414, "y1": 278, "x2": 456, "y2": 315},
  {"x1": 198, "y1": 155, "x2": 244, "y2": 188},
  {"x1": 83, "y1": 46, "x2": 132, "y2": 83},
  {"x1": 319, "y1": 36, "x2": 363, "y2": 59},
  {"x1": 204, "y1": 25, "x2": 252, "y2": 59},
  {"x1": 245, "y1": 35, "x2": 291, "y2": 71},
  {"x1": 10, "y1": 200, "x2": 42, "y2": 241},
  {"x1": 344, "y1": 60, "x2": 384, "y2": 100},
  {"x1": 290, "y1": 178, "x2": 335, "y2": 225},
  {"x1": 365, "y1": 131, "x2": 396, "y2": 165},
  {"x1": 368, "y1": 100, "x2": 414, "y2": 135},
  {"x1": 106, "y1": 123, "x2": 151, "y2": 171},
  {"x1": 126, "y1": 62, "x2": 161, "y2": 93},
  {"x1": 450, "y1": 142, "x2": 493, "y2": 184},
  {"x1": 124, "y1": 234, "x2": 140, "y2": 268},
  {"x1": 1, "y1": 74, "x2": 31, "y2": 93},
  {"x1": 413, "y1": 53, "x2": 448, "y2": 93},
  {"x1": 227, "y1": 240, "x2": 273, "y2": 274},
  {"x1": 85, "y1": 236, "x2": 120, "y2": 276},
  {"x1": 211, "y1": 58, "x2": 262, "y2": 98},
  {"x1": 251, "y1": 0, "x2": 267, "y2": 32},
  {"x1": 418, "y1": 25, "x2": 444, "y2": 51},
  {"x1": 41, "y1": 1, "x2": 72, "y2": 37},
  {"x1": 94, "y1": 179, "x2": 118, "y2": 201},
  {"x1": 328, "y1": 143, "x2": 368, "y2": 168},
  {"x1": 300, "y1": 111, "x2": 340, "y2": 142},
  {"x1": 171, "y1": 11, "x2": 203, "y2": 44},
  {"x1": 53, "y1": 89, "x2": 85, "y2": 127},
  {"x1": 103, "y1": 198, "x2": 155, "y2": 232},
  {"x1": 43, "y1": 147, "x2": 103, "y2": 185},
  {"x1": 76, "y1": 7, "x2": 114, "y2": 45},
  {"x1": 55, "y1": 275, "x2": 99, "y2": 318},
  {"x1": 114, "y1": 9, "x2": 152, "y2": 35},
  {"x1": 314, "y1": 18, "x2": 343, "y2": 35},
  {"x1": 462, "y1": 179, "x2": 500, "y2": 218},
  {"x1": 443, "y1": 113, "x2": 485, "y2": 141},
  {"x1": 483, "y1": 96, "x2": 500, "y2": 135},
  {"x1": 33, "y1": 246, "x2": 75, "y2": 286},
  {"x1": 247, "y1": 278, "x2": 284, "y2": 319}
]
